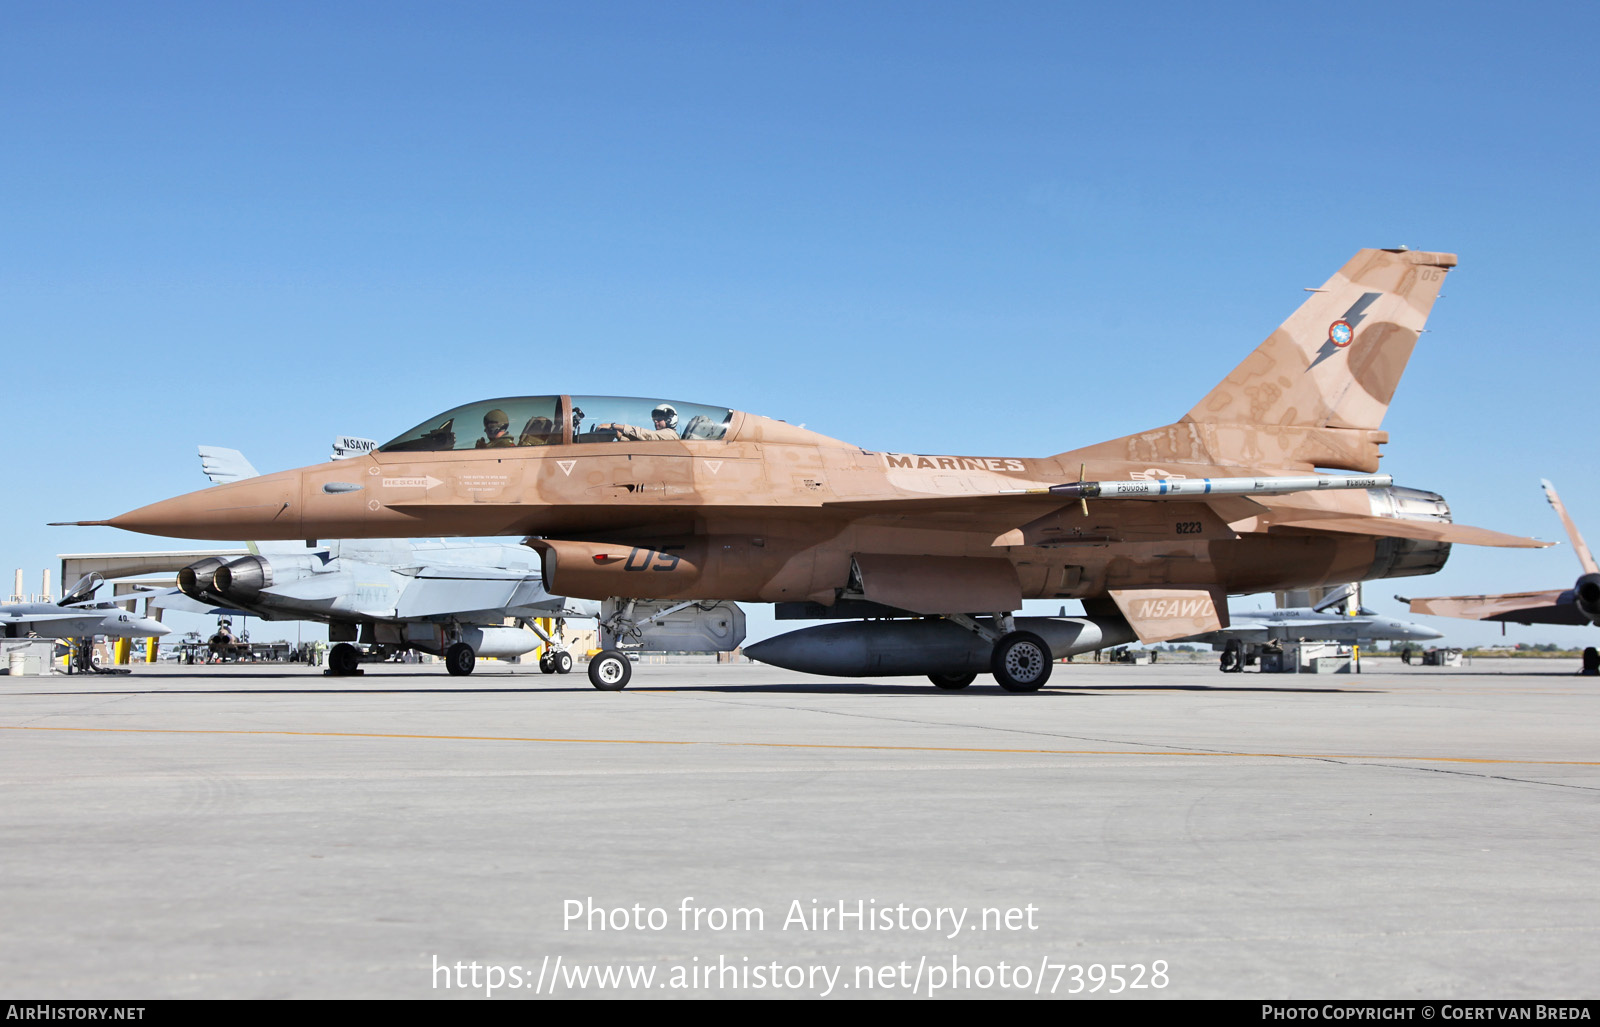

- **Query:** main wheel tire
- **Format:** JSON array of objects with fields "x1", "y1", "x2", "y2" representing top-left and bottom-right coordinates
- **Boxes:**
[
  {"x1": 929, "y1": 672, "x2": 976, "y2": 690},
  {"x1": 991, "y1": 631, "x2": 1052, "y2": 692},
  {"x1": 538, "y1": 654, "x2": 556, "y2": 674},
  {"x1": 556, "y1": 650, "x2": 573, "y2": 674},
  {"x1": 329, "y1": 642, "x2": 360, "y2": 675},
  {"x1": 445, "y1": 642, "x2": 476, "y2": 676},
  {"x1": 587, "y1": 649, "x2": 632, "y2": 690}
]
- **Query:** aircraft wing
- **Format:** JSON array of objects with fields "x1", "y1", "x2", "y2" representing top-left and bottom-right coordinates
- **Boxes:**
[
  {"x1": 1406, "y1": 589, "x2": 1588, "y2": 626},
  {"x1": 0, "y1": 610, "x2": 109, "y2": 625},
  {"x1": 821, "y1": 493, "x2": 1550, "y2": 551},
  {"x1": 1247, "y1": 617, "x2": 1354, "y2": 629},
  {"x1": 142, "y1": 587, "x2": 248, "y2": 616}
]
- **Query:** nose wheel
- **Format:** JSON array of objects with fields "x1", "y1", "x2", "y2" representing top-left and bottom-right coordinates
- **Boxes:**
[
  {"x1": 587, "y1": 649, "x2": 632, "y2": 690},
  {"x1": 540, "y1": 649, "x2": 575, "y2": 674}
]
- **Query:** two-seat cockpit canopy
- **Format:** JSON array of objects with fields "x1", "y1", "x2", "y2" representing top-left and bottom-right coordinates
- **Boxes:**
[{"x1": 379, "y1": 395, "x2": 735, "y2": 453}]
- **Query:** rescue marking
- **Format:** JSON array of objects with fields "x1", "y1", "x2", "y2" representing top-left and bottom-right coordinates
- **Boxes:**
[
  {"x1": 381, "y1": 476, "x2": 443, "y2": 489},
  {"x1": 557, "y1": 460, "x2": 576, "y2": 476}
]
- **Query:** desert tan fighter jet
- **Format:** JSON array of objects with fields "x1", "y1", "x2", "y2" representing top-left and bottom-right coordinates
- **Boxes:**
[
  {"x1": 1403, "y1": 480, "x2": 1600, "y2": 630},
  {"x1": 65, "y1": 248, "x2": 1546, "y2": 691}
]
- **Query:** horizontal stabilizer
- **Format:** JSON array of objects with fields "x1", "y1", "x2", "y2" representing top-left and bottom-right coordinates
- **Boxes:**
[
  {"x1": 1269, "y1": 515, "x2": 1550, "y2": 549},
  {"x1": 1407, "y1": 589, "x2": 1586, "y2": 626}
]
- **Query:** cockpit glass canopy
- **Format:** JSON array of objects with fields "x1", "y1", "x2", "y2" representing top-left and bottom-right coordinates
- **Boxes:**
[{"x1": 379, "y1": 395, "x2": 733, "y2": 452}]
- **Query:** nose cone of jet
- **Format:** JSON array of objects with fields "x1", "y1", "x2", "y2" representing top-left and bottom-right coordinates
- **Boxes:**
[
  {"x1": 1402, "y1": 622, "x2": 1445, "y2": 641},
  {"x1": 134, "y1": 617, "x2": 172, "y2": 637},
  {"x1": 98, "y1": 472, "x2": 306, "y2": 541}
]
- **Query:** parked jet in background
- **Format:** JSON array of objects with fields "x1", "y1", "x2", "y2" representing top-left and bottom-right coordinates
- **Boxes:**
[
  {"x1": 1181, "y1": 585, "x2": 1443, "y2": 649},
  {"x1": 151, "y1": 447, "x2": 598, "y2": 676},
  {"x1": 2, "y1": 573, "x2": 169, "y2": 641},
  {"x1": 1176, "y1": 584, "x2": 1442, "y2": 671},
  {"x1": 1404, "y1": 480, "x2": 1599, "y2": 629},
  {"x1": 70, "y1": 248, "x2": 1547, "y2": 692}
]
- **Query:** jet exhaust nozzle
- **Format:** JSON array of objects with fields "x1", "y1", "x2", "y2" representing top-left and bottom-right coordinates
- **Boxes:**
[
  {"x1": 1365, "y1": 486, "x2": 1454, "y2": 580},
  {"x1": 1575, "y1": 573, "x2": 1600, "y2": 624},
  {"x1": 178, "y1": 557, "x2": 230, "y2": 601},
  {"x1": 212, "y1": 556, "x2": 274, "y2": 603}
]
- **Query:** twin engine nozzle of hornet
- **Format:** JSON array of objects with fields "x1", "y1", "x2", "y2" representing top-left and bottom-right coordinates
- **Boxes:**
[
  {"x1": 1575, "y1": 573, "x2": 1600, "y2": 625},
  {"x1": 178, "y1": 555, "x2": 274, "y2": 604}
]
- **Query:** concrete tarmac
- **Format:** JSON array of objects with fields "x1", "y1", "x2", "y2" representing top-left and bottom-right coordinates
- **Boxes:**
[{"x1": 1, "y1": 657, "x2": 1596, "y2": 999}]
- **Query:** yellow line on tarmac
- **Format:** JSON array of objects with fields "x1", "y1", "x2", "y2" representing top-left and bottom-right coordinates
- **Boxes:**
[
  {"x1": 0, "y1": 724, "x2": 690, "y2": 746},
  {"x1": 1, "y1": 723, "x2": 1597, "y2": 766}
]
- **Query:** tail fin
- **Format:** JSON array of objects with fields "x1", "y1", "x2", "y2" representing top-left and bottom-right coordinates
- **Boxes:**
[
  {"x1": 195, "y1": 446, "x2": 308, "y2": 556},
  {"x1": 1187, "y1": 248, "x2": 1455, "y2": 434},
  {"x1": 199, "y1": 445, "x2": 260, "y2": 484},
  {"x1": 1542, "y1": 479, "x2": 1598, "y2": 575}
]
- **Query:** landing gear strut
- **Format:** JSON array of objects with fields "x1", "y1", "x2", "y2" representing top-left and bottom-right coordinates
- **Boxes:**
[{"x1": 942, "y1": 613, "x2": 1054, "y2": 692}]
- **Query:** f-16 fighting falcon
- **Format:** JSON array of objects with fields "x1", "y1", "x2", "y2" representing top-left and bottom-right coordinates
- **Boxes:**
[{"x1": 62, "y1": 248, "x2": 1545, "y2": 691}]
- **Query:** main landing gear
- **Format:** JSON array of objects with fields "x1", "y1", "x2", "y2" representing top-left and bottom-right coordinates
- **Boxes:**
[
  {"x1": 445, "y1": 642, "x2": 476, "y2": 676},
  {"x1": 931, "y1": 616, "x2": 1054, "y2": 693},
  {"x1": 328, "y1": 642, "x2": 363, "y2": 676},
  {"x1": 538, "y1": 649, "x2": 574, "y2": 675},
  {"x1": 990, "y1": 630, "x2": 1052, "y2": 692}
]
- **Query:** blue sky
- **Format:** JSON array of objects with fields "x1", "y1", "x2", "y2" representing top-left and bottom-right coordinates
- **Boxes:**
[{"x1": 5, "y1": 1, "x2": 1597, "y2": 646}]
